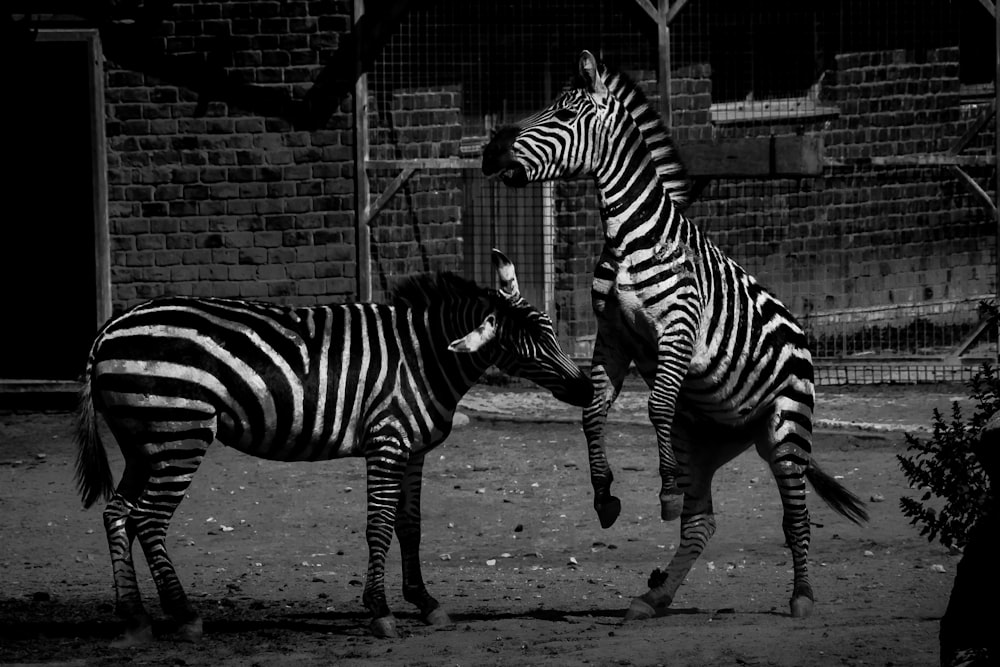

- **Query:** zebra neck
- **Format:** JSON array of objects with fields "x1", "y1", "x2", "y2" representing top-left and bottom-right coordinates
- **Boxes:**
[
  {"x1": 416, "y1": 305, "x2": 496, "y2": 404},
  {"x1": 597, "y1": 170, "x2": 675, "y2": 257}
]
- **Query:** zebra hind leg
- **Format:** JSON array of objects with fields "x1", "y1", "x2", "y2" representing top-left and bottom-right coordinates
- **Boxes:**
[
  {"x1": 130, "y1": 437, "x2": 211, "y2": 641},
  {"x1": 395, "y1": 454, "x2": 451, "y2": 627},
  {"x1": 755, "y1": 400, "x2": 817, "y2": 618},
  {"x1": 624, "y1": 422, "x2": 748, "y2": 621},
  {"x1": 102, "y1": 461, "x2": 155, "y2": 647}
]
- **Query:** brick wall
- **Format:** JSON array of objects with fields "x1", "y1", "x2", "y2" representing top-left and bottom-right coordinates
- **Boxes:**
[
  {"x1": 553, "y1": 48, "x2": 996, "y2": 355},
  {"x1": 103, "y1": 0, "x2": 464, "y2": 313},
  {"x1": 368, "y1": 85, "x2": 464, "y2": 301}
]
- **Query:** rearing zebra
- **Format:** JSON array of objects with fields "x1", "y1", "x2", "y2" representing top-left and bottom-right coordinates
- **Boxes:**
[
  {"x1": 75, "y1": 249, "x2": 592, "y2": 644},
  {"x1": 482, "y1": 51, "x2": 867, "y2": 620}
]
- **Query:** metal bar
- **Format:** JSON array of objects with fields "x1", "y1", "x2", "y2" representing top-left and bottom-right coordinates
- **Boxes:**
[
  {"x1": 977, "y1": 0, "x2": 996, "y2": 19},
  {"x1": 353, "y1": 0, "x2": 371, "y2": 302},
  {"x1": 867, "y1": 154, "x2": 995, "y2": 167},
  {"x1": 368, "y1": 167, "x2": 417, "y2": 225},
  {"x1": 958, "y1": 165, "x2": 1000, "y2": 217}
]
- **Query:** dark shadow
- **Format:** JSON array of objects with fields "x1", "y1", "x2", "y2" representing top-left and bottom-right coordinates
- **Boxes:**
[{"x1": 9, "y1": 1, "x2": 421, "y2": 131}]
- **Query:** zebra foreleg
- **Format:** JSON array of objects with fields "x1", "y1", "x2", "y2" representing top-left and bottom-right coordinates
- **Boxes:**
[
  {"x1": 362, "y1": 435, "x2": 410, "y2": 638},
  {"x1": 649, "y1": 321, "x2": 696, "y2": 522},
  {"x1": 583, "y1": 328, "x2": 631, "y2": 528},
  {"x1": 395, "y1": 453, "x2": 451, "y2": 627}
]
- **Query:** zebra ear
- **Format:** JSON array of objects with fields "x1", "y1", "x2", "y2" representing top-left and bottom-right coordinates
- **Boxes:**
[
  {"x1": 491, "y1": 248, "x2": 520, "y2": 300},
  {"x1": 578, "y1": 50, "x2": 608, "y2": 96},
  {"x1": 448, "y1": 313, "x2": 497, "y2": 353}
]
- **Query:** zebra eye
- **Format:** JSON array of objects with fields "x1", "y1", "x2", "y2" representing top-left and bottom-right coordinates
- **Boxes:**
[{"x1": 553, "y1": 108, "x2": 576, "y2": 122}]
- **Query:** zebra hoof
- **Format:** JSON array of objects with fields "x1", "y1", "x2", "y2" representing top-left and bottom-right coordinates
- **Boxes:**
[
  {"x1": 659, "y1": 493, "x2": 684, "y2": 522},
  {"x1": 596, "y1": 496, "x2": 621, "y2": 529},
  {"x1": 110, "y1": 623, "x2": 154, "y2": 648},
  {"x1": 169, "y1": 617, "x2": 203, "y2": 642},
  {"x1": 424, "y1": 607, "x2": 452, "y2": 626},
  {"x1": 790, "y1": 596, "x2": 814, "y2": 618},
  {"x1": 370, "y1": 615, "x2": 400, "y2": 638},
  {"x1": 623, "y1": 597, "x2": 657, "y2": 622}
]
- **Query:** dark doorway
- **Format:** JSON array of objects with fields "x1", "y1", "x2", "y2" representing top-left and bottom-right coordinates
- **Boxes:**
[{"x1": 2, "y1": 36, "x2": 100, "y2": 380}]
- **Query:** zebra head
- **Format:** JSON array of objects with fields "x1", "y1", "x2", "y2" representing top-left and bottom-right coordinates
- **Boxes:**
[
  {"x1": 482, "y1": 50, "x2": 623, "y2": 188},
  {"x1": 448, "y1": 249, "x2": 593, "y2": 407}
]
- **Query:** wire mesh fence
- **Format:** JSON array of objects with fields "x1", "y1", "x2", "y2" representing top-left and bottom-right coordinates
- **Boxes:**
[{"x1": 366, "y1": 0, "x2": 998, "y2": 384}]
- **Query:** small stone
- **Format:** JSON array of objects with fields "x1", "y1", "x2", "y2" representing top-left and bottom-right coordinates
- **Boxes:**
[
  {"x1": 870, "y1": 493, "x2": 885, "y2": 503},
  {"x1": 486, "y1": 559, "x2": 497, "y2": 566},
  {"x1": 440, "y1": 553, "x2": 452, "y2": 561},
  {"x1": 931, "y1": 564, "x2": 946, "y2": 573},
  {"x1": 863, "y1": 550, "x2": 874, "y2": 557}
]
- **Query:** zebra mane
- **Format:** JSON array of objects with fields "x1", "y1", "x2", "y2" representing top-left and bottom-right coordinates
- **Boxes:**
[
  {"x1": 390, "y1": 272, "x2": 488, "y2": 310},
  {"x1": 592, "y1": 67, "x2": 692, "y2": 211}
]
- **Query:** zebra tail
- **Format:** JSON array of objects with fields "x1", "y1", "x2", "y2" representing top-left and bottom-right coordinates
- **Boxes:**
[
  {"x1": 805, "y1": 460, "x2": 869, "y2": 526},
  {"x1": 74, "y1": 362, "x2": 114, "y2": 509}
]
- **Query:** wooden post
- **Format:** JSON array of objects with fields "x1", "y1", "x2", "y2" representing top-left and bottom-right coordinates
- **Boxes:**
[
  {"x1": 658, "y1": 0, "x2": 671, "y2": 128},
  {"x1": 353, "y1": 0, "x2": 372, "y2": 302},
  {"x1": 87, "y1": 30, "x2": 110, "y2": 329},
  {"x1": 995, "y1": 0, "x2": 999, "y2": 312}
]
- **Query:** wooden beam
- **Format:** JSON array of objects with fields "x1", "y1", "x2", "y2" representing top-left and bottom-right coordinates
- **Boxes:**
[
  {"x1": 368, "y1": 167, "x2": 417, "y2": 224},
  {"x1": 658, "y1": 0, "x2": 671, "y2": 128},
  {"x1": 367, "y1": 158, "x2": 480, "y2": 170},
  {"x1": 681, "y1": 135, "x2": 825, "y2": 177},
  {"x1": 632, "y1": 0, "x2": 659, "y2": 23},
  {"x1": 353, "y1": 0, "x2": 371, "y2": 302},
  {"x1": 948, "y1": 101, "x2": 995, "y2": 155},
  {"x1": 370, "y1": 140, "x2": 826, "y2": 179},
  {"x1": 664, "y1": 0, "x2": 690, "y2": 25},
  {"x1": 38, "y1": 29, "x2": 111, "y2": 331},
  {"x1": 976, "y1": 0, "x2": 995, "y2": 19}
]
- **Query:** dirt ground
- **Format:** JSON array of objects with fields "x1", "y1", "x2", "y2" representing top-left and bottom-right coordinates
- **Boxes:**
[{"x1": 0, "y1": 386, "x2": 967, "y2": 666}]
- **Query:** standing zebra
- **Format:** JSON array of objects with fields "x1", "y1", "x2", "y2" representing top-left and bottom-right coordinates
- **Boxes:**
[
  {"x1": 482, "y1": 51, "x2": 867, "y2": 620},
  {"x1": 75, "y1": 249, "x2": 592, "y2": 644}
]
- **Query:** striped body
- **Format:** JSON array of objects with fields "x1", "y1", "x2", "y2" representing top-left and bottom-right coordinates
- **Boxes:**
[
  {"x1": 95, "y1": 297, "x2": 473, "y2": 462},
  {"x1": 75, "y1": 256, "x2": 592, "y2": 643},
  {"x1": 483, "y1": 52, "x2": 866, "y2": 620}
]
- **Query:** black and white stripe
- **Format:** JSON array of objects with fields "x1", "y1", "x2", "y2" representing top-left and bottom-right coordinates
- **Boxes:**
[
  {"x1": 75, "y1": 250, "x2": 592, "y2": 643},
  {"x1": 483, "y1": 51, "x2": 867, "y2": 620}
]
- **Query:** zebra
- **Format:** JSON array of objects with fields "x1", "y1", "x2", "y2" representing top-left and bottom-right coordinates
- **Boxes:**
[
  {"x1": 482, "y1": 51, "x2": 868, "y2": 620},
  {"x1": 74, "y1": 249, "x2": 593, "y2": 644}
]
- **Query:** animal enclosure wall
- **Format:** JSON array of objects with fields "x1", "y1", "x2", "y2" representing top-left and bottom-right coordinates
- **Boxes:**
[
  {"x1": 370, "y1": 0, "x2": 998, "y2": 382},
  {"x1": 5, "y1": 1, "x2": 994, "y2": 389}
]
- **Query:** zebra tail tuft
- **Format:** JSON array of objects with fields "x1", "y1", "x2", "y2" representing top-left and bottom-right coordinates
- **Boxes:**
[
  {"x1": 74, "y1": 368, "x2": 114, "y2": 509},
  {"x1": 805, "y1": 460, "x2": 870, "y2": 526}
]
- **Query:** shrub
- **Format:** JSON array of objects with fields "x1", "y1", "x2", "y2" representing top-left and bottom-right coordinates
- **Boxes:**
[{"x1": 897, "y1": 362, "x2": 999, "y2": 551}]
